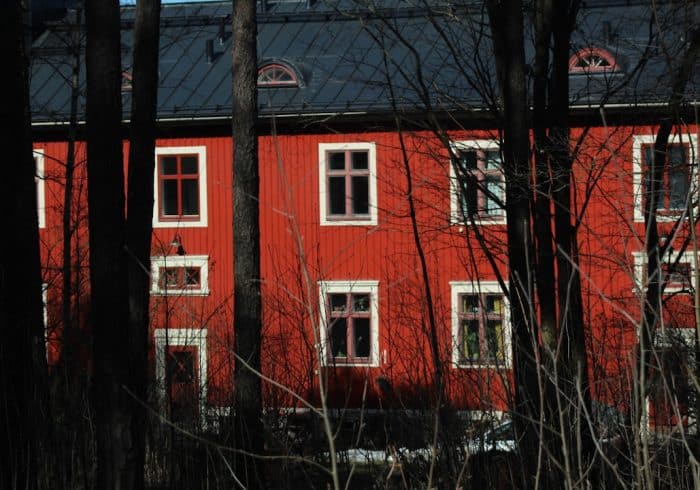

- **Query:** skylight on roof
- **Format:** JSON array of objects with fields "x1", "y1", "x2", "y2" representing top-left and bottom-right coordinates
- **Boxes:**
[
  {"x1": 257, "y1": 63, "x2": 299, "y2": 88},
  {"x1": 569, "y1": 47, "x2": 618, "y2": 74}
]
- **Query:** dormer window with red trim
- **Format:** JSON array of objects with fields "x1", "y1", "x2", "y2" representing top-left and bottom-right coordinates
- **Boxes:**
[
  {"x1": 257, "y1": 63, "x2": 299, "y2": 87},
  {"x1": 568, "y1": 47, "x2": 617, "y2": 73},
  {"x1": 122, "y1": 70, "x2": 133, "y2": 91}
]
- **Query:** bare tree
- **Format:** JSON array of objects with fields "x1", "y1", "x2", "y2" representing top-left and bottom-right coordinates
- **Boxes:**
[
  {"x1": 85, "y1": 0, "x2": 134, "y2": 486},
  {"x1": 232, "y1": 0, "x2": 265, "y2": 486},
  {"x1": 0, "y1": 1, "x2": 49, "y2": 487},
  {"x1": 485, "y1": 1, "x2": 542, "y2": 486},
  {"x1": 125, "y1": 0, "x2": 161, "y2": 488},
  {"x1": 633, "y1": 9, "x2": 700, "y2": 487}
]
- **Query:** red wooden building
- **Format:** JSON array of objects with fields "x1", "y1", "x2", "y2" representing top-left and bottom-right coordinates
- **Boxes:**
[{"x1": 30, "y1": 0, "x2": 700, "y2": 431}]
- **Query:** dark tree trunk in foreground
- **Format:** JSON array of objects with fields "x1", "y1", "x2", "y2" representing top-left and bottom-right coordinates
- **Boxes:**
[
  {"x1": 548, "y1": 2, "x2": 594, "y2": 483},
  {"x1": 529, "y1": 1, "x2": 594, "y2": 485},
  {"x1": 125, "y1": 0, "x2": 161, "y2": 488},
  {"x1": 62, "y1": 6, "x2": 82, "y2": 382},
  {"x1": 232, "y1": 0, "x2": 264, "y2": 487},
  {"x1": 86, "y1": 0, "x2": 135, "y2": 487},
  {"x1": 0, "y1": 2, "x2": 49, "y2": 487},
  {"x1": 486, "y1": 1, "x2": 541, "y2": 487}
]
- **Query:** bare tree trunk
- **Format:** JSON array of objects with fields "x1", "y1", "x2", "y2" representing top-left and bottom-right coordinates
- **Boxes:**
[
  {"x1": 85, "y1": 0, "x2": 135, "y2": 487},
  {"x1": 232, "y1": 0, "x2": 264, "y2": 487},
  {"x1": 486, "y1": 1, "x2": 541, "y2": 487},
  {"x1": 549, "y1": 2, "x2": 595, "y2": 482},
  {"x1": 125, "y1": 0, "x2": 161, "y2": 488},
  {"x1": 531, "y1": 6, "x2": 562, "y2": 483},
  {"x1": 633, "y1": 25, "x2": 700, "y2": 474},
  {"x1": 0, "y1": 1, "x2": 49, "y2": 487},
  {"x1": 63, "y1": 5, "x2": 82, "y2": 385}
]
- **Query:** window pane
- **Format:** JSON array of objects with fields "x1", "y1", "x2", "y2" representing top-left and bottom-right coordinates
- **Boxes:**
[
  {"x1": 329, "y1": 152, "x2": 345, "y2": 170},
  {"x1": 351, "y1": 151, "x2": 368, "y2": 170},
  {"x1": 485, "y1": 295, "x2": 503, "y2": 314},
  {"x1": 484, "y1": 177, "x2": 503, "y2": 215},
  {"x1": 463, "y1": 320, "x2": 480, "y2": 361},
  {"x1": 486, "y1": 320, "x2": 503, "y2": 361},
  {"x1": 181, "y1": 179, "x2": 199, "y2": 215},
  {"x1": 354, "y1": 318, "x2": 370, "y2": 358},
  {"x1": 185, "y1": 267, "x2": 200, "y2": 286},
  {"x1": 329, "y1": 176, "x2": 346, "y2": 215},
  {"x1": 461, "y1": 294, "x2": 478, "y2": 313},
  {"x1": 167, "y1": 351, "x2": 195, "y2": 383},
  {"x1": 669, "y1": 146, "x2": 688, "y2": 209},
  {"x1": 329, "y1": 293, "x2": 347, "y2": 312},
  {"x1": 162, "y1": 267, "x2": 179, "y2": 288},
  {"x1": 161, "y1": 180, "x2": 179, "y2": 216},
  {"x1": 643, "y1": 146, "x2": 665, "y2": 210},
  {"x1": 181, "y1": 156, "x2": 198, "y2": 174},
  {"x1": 352, "y1": 294, "x2": 370, "y2": 312},
  {"x1": 483, "y1": 150, "x2": 501, "y2": 170},
  {"x1": 662, "y1": 262, "x2": 691, "y2": 288},
  {"x1": 457, "y1": 150, "x2": 477, "y2": 171},
  {"x1": 330, "y1": 318, "x2": 348, "y2": 357},
  {"x1": 161, "y1": 156, "x2": 178, "y2": 175},
  {"x1": 460, "y1": 187, "x2": 478, "y2": 218},
  {"x1": 351, "y1": 176, "x2": 369, "y2": 214}
]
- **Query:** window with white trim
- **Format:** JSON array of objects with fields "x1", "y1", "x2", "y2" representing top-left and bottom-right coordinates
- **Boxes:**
[
  {"x1": 34, "y1": 150, "x2": 45, "y2": 229},
  {"x1": 151, "y1": 255, "x2": 210, "y2": 295},
  {"x1": 153, "y1": 146, "x2": 208, "y2": 228},
  {"x1": 644, "y1": 328, "x2": 695, "y2": 432},
  {"x1": 319, "y1": 281, "x2": 379, "y2": 366},
  {"x1": 319, "y1": 143, "x2": 377, "y2": 226},
  {"x1": 633, "y1": 250, "x2": 696, "y2": 294},
  {"x1": 451, "y1": 281, "x2": 511, "y2": 367},
  {"x1": 450, "y1": 141, "x2": 505, "y2": 224},
  {"x1": 632, "y1": 135, "x2": 698, "y2": 222},
  {"x1": 154, "y1": 328, "x2": 207, "y2": 426}
]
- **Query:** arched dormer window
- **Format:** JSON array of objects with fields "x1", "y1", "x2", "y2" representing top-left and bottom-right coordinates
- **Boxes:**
[
  {"x1": 257, "y1": 63, "x2": 299, "y2": 87},
  {"x1": 122, "y1": 70, "x2": 133, "y2": 91},
  {"x1": 568, "y1": 47, "x2": 617, "y2": 73}
]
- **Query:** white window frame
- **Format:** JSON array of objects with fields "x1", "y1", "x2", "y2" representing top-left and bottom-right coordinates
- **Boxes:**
[
  {"x1": 640, "y1": 327, "x2": 696, "y2": 435},
  {"x1": 153, "y1": 146, "x2": 208, "y2": 228},
  {"x1": 633, "y1": 250, "x2": 697, "y2": 295},
  {"x1": 151, "y1": 255, "x2": 210, "y2": 296},
  {"x1": 42, "y1": 283, "x2": 48, "y2": 360},
  {"x1": 318, "y1": 280, "x2": 380, "y2": 367},
  {"x1": 450, "y1": 281, "x2": 512, "y2": 368},
  {"x1": 632, "y1": 134, "x2": 698, "y2": 223},
  {"x1": 34, "y1": 149, "x2": 45, "y2": 229},
  {"x1": 450, "y1": 140, "x2": 505, "y2": 225},
  {"x1": 154, "y1": 328, "x2": 208, "y2": 426},
  {"x1": 318, "y1": 142, "x2": 377, "y2": 226}
]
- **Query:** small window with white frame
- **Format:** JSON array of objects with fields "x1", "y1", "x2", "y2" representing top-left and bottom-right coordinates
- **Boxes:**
[
  {"x1": 318, "y1": 280, "x2": 379, "y2": 366},
  {"x1": 151, "y1": 255, "x2": 210, "y2": 296},
  {"x1": 34, "y1": 149, "x2": 45, "y2": 229},
  {"x1": 632, "y1": 134, "x2": 698, "y2": 223},
  {"x1": 153, "y1": 146, "x2": 208, "y2": 228},
  {"x1": 451, "y1": 281, "x2": 511, "y2": 367},
  {"x1": 633, "y1": 250, "x2": 696, "y2": 294},
  {"x1": 154, "y1": 328, "x2": 208, "y2": 427},
  {"x1": 318, "y1": 143, "x2": 377, "y2": 226},
  {"x1": 450, "y1": 140, "x2": 505, "y2": 224},
  {"x1": 643, "y1": 327, "x2": 695, "y2": 433}
]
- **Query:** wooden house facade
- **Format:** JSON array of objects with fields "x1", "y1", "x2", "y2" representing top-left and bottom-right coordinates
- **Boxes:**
[{"x1": 30, "y1": 0, "x2": 700, "y2": 430}]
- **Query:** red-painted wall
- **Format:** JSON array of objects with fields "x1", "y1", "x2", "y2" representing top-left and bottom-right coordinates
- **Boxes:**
[{"x1": 34, "y1": 124, "x2": 699, "y2": 419}]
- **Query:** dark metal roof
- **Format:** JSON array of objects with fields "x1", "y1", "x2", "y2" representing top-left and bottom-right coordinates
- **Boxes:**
[{"x1": 29, "y1": 0, "x2": 700, "y2": 127}]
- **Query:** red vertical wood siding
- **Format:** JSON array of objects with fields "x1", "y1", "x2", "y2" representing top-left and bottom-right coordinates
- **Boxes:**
[{"x1": 34, "y1": 124, "x2": 699, "y2": 416}]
